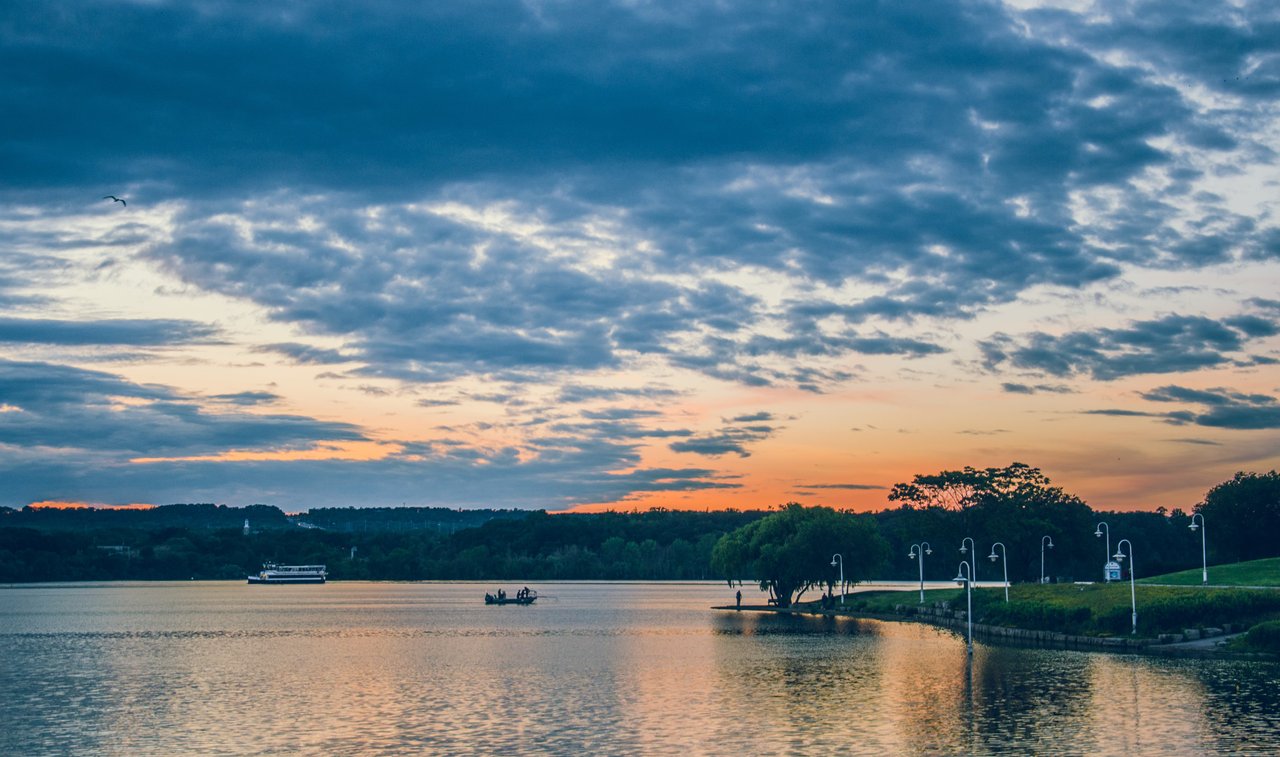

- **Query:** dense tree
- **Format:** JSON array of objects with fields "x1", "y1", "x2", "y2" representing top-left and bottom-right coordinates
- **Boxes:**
[
  {"x1": 1197, "y1": 471, "x2": 1280, "y2": 562},
  {"x1": 711, "y1": 504, "x2": 888, "y2": 607},
  {"x1": 882, "y1": 463, "x2": 1098, "y2": 583}
]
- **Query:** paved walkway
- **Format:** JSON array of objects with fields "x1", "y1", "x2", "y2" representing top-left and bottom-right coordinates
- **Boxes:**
[
  {"x1": 1157, "y1": 631, "x2": 1245, "y2": 650},
  {"x1": 1140, "y1": 582, "x2": 1279, "y2": 590}
]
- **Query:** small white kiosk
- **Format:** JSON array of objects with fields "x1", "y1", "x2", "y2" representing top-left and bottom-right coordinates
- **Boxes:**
[{"x1": 1104, "y1": 560, "x2": 1122, "y2": 582}]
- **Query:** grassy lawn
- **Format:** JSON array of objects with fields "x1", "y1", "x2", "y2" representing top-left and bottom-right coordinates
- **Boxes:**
[
  {"x1": 1139, "y1": 556, "x2": 1280, "y2": 587},
  {"x1": 836, "y1": 580, "x2": 1280, "y2": 637}
]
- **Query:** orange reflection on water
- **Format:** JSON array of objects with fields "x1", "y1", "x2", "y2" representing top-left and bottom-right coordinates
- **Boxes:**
[{"x1": 1080, "y1": 654, "x2": 1209, "y2": 755}]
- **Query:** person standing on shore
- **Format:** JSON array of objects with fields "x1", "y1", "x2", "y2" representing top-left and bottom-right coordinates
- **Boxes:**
[{"x1": 736, "y1": 590, "x2": 742, "y2": 610}]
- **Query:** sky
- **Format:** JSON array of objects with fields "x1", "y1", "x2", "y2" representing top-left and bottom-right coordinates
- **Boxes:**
[{"x1": 1, "y1": 0, "x2": 1278, "y2": 513}]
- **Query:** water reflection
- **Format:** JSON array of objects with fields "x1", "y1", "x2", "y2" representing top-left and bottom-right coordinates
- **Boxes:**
[{"x1": 1, "y1": 582, "x2": 1278, "y2": 755}]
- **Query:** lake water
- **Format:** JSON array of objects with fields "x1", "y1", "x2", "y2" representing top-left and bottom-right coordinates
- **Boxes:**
[{"x1": 2, "y1": 581, "x2": 1278, "y2": 755}]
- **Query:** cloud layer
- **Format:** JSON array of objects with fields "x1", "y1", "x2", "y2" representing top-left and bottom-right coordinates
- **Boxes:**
[{"x1": 1, "y1": 0, "x2": 1278, "y2": 509}]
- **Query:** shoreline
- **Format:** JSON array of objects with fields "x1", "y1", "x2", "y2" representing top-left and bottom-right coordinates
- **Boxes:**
[{"x1": 714, "y1": 603, "x2": 1275, "y2": 660}]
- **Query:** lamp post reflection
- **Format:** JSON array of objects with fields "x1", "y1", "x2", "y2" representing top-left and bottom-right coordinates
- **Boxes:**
[
  {"x1": 1040, "y1": 535, "x2": 1054, "y2": 585},
  {"x1": 953, "y1": 560, "x2": 973, "y2": 655},
  {"x1": 1114, "y1": 538, "x2": 1137, "y2": 634},
  {"x1": 908, "y1": 542, "x2": 932, "y2": 603},
  {"x1": 1189, "y1": 513, "x2": 1207, "y2": 584},
  {"x1": 988, "y1": 542, "x2": 1008, "y2": 602},
  {"x1": 830, "y1": 553, "x2": 844, "y2": 605}
]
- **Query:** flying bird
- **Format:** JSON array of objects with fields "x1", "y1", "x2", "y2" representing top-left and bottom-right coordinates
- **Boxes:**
[{"x1": 103, "y1": 195, "x2": 126, "y2": 206}]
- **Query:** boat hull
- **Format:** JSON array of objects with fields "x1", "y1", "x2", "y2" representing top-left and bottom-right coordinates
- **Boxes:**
[
  {"x1": 484, "y1": 589, "x2": 537, "y2": 605},
  {"x1": 247, "y1": 576, "x2": 326, "y2": 584}
]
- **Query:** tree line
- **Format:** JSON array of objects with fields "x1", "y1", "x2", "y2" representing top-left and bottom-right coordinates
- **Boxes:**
[{"x1": 1, "y1": 466, "x2": 1276, "y2": 586}]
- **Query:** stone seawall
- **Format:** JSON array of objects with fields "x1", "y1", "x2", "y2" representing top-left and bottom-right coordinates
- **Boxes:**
[
  {"x1": 717, "y1": 602, "x2": 1156, "y2": 654},
  {"x1": 880, "y1": 602, "x2": 1150, "y2": 652}
]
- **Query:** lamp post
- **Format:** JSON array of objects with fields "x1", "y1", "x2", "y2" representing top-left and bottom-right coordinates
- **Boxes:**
[
  {"x1": 1040, "y1": 535, "x2": 1054, "y2": 585},
  {"x1": 1094, "y1": 521, "x2": 1111, "y2": 581},
  {"x1": 953, "y1": 561, "x2": 973, "y2": 655},
  {"x1": 988, "y1": 542, "x2": 1008, "y2": 602},
  {"x1": 830, "y1": 553, "x2": 844, "y2": 605},
  {"x1": 908, "y1": 542, "x2": 932, "y2": 603},
  {"x1": 1114, "y1": 538, "x2": 1137, "y2": 635},
  {"x1": 959, "y1": 537, "x2": 977, "y2": 588},
  {"x1": 1189, "y1": 513, "x2": 1207, "y2": 584}
]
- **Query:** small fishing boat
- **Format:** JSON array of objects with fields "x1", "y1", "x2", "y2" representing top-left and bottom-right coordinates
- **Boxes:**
[{"x1": 484, "y1": 588, "x2": 537, "y2": 605}]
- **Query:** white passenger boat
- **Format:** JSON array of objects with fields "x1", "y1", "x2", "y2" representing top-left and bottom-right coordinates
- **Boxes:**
[{"x1": 246, "y1": 563, "x2": 327, "y2": 584}]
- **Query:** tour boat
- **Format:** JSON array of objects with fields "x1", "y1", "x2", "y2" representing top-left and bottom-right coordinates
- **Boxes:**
[{"x1": 246, "y1": 563, "x2": 327, "y2": 584}]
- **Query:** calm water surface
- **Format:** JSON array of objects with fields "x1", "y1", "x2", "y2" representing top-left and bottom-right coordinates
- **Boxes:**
[{"x1": 2, "y1": 581, "x2": 1278, "y2": 755}]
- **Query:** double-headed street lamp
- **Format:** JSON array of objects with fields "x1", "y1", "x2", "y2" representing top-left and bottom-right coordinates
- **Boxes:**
[
  {"x1": 988, "y1": 542, "x2": 1008, "y2": 602},
  {"x1": 953, "y1": 560, "x2": 974, "y2": 655},
  {"x1": 1094, "y1": 521, "x2": 1111, "y2": 581},
  {"x1": 1113, "y1": 538, "x2": 1137, "y2": 635},
  {"x1": 959, "y1": 537, "x2": 977, "y2": 588},
  {"x1": 908, "y1": 542, "x2": 932, "y2": 604},
  {"x1": 1041, "y1": 535, "x2": 1054, "y2": 585},
  {"x1": 830, "y1": 553, "x2": 844, "y2": 605},
  {"x1": 1189, "y1": 513, "x2": 1207, "y2": 584}
]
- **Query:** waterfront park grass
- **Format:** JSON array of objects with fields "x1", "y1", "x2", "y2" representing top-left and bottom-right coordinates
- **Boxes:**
[
  {"x1": 1137, "y1": 556, "x2": 1280, "y2": 587},
  {"x1": 830, "y1": 561, "x2": 1280, "y2": 641}
]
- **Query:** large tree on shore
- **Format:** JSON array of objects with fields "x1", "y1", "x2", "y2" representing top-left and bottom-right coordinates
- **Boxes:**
[
  {"x1": 710, "y1": 503, "x2": 888, "y2": 608},
  {"x1": 886, "y1": 463, "x2": 1094, "y2": 582},
  {"x1": 1197, "y1": 471, "x2": 1280, "y2": 562}
]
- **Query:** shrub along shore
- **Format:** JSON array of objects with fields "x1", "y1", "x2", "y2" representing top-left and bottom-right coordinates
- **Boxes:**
[{"x1": 722, "y1": 581, "x2": 1280, "y2": 657}]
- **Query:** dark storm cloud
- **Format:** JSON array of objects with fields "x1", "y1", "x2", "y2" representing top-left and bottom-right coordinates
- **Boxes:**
[
  {"x1": 148, "y1": 202, "x2": 897, "y2": 387},
  {"x1": 0, "y1": 359, "x2": 364, "y2": 455},
  {"x1": 0, "y1": 444, "x2": 737, "y2": 510},
  {"x1": 981, "y1": 310, "x2": 1279, "y2": 380},
  {"x1": 1034, "y1": 0, "x2": 1280, "y2": 101},
  {"x1": 668, "y1": 417, "x2": 779, "y2": 458},
  {"x1": 7, "y1": 0, "x2": 1275, "y2": 392},
  {"x1": 1001, "y1": 382, "x2": 1074, "y2": 395},
  {"x1": 794, "y1": 483, "x2": 888, "y2": 491},
  {"x1": 1139, "y1": 385, "x2": 1280, "y2": 429},
  {"x1": 554, "y1": 385, "x2": 682, "y2": 405},
  {"x1": 0, "y1": 253, "x2": 60, "y2": 309},
  {"x1": 549, "y1": 419, "x2": 693, "y2": 441},
  {"x1": 0, "y1": 317, "x2": 218, "y2": 346},
  {"x1": 1084, "y1": 385, "x2": 1280, "y2": 430},
  {"x1": 254, "y1": 343, "x2": 353, "y2": 365},
  {"x1": 0, "y1": 358, "x2": 734, "y2": 507},
  {"x1": 1082, "y1": 409, "x2": 1166, "y2": 418},
  {"x1": 209, "y1": 391, "x2": 281, "y2": 406},
  {"x1": 0, "y1": 359, "x2": 172, "y2": 407},
  {"x1": 4, "y1": 0, "x2": 1279, "y2": 508}
]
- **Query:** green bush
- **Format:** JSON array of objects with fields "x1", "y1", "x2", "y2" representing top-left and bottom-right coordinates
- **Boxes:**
[
  {"x1": 979, "y1": 600, "x2": 1092, "y2": 634},
  {"x1": 1093, "y1": 590, "x2": 1280, "y2": 635},
  {"x1": 1242, "y1": 620, "x2": 1280, "y2": 653}
]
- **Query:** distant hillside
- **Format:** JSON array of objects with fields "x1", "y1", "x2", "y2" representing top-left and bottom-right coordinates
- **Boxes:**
[
  {"x1": 0, "y1": 504, "x2": 532, "y2": 534},
  {"x1": 1, "y1": 503, "x2": 290, "y2": 531},
  {"x1": 299, "y1": 506, "x2": 525, "y2": 533}
]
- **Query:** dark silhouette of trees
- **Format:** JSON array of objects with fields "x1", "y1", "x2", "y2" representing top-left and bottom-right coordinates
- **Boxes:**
[
  {"x1": 1197, "y1": 471, "x2": 1280, "y2": 562},
  {"x1": 1, "y1": 467, "x2": 1274, "y2": 584}
]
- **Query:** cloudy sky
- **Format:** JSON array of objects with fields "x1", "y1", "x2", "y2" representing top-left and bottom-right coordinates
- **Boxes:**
[{"x1": 2, "y1": 0, "x2": 1278, "y2": 512}]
